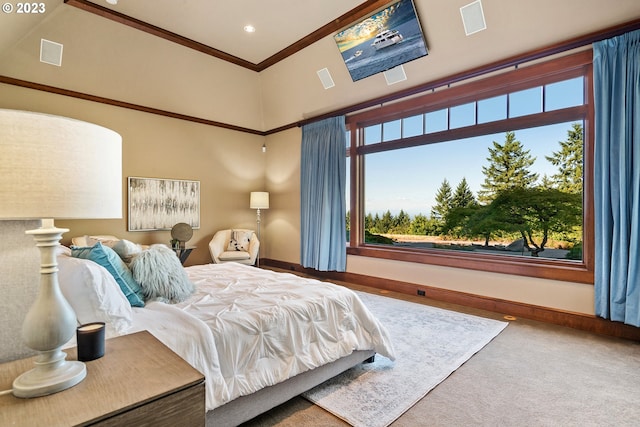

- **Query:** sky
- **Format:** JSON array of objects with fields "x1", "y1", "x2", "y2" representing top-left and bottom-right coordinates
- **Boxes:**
[{"x1": 347, "y1": 77, "x2": 584, "y2": 217}]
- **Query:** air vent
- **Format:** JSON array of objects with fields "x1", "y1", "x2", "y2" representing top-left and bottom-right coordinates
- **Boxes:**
[
  {"x1": 40, "y1": 39, "x2": 63, "y2": 66},
  {"x1": 384, "y1": 65, "x2": 406, "y2": 85},
  {"x1": 460, "y1": 0, "x2": 487, "y2": 36},
  {"x1": 317, "y1": 68, "x2": 335, "y2": 89}
]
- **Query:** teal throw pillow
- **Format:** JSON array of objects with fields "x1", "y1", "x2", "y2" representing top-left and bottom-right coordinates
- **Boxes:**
[{"x1": 72, "y1": 242, "x2": 145, "y2": 307}]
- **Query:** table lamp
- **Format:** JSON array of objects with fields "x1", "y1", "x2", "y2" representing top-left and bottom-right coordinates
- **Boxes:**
[
  {"x1": 0, "y1": 109, "x2": 122, "y2": 398},
  {"x1": 250, "y1": 191, "x2": 269, "y2": 266}
]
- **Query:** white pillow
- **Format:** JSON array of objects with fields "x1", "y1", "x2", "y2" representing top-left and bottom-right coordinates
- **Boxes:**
[
  {"x1": 55, "y1": 244, "x2": 72, "y2": 257},
  {"x1": 112, "y1": 239, "x2": 143, "y2": 263},
  {"x1": 57, "y1": 254, "x2": 133, "y2": 334},
  {"x1": 71, "y1": 235, "x2": 120, "y2": 248}
]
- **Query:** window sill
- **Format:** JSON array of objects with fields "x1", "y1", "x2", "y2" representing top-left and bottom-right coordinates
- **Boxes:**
[{"x1": 347, "y1": 245, "x2": 593, "y2": 284}]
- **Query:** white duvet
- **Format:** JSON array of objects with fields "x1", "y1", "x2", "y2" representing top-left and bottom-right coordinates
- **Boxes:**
[{"x1": 128, "y1": 263, "x2": 395, "y2": 411}]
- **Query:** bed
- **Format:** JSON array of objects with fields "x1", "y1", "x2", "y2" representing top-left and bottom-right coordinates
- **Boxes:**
[{"x1": 56, "y1": 240, "x2": 395, "y2": 426}]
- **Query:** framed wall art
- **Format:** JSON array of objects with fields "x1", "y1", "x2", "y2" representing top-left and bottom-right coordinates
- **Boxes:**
[
  {"x1": 128, "y1": 177, "x2": 200, "y2": 231},
  {"x1": 333, "y1": 0, "x2": 428, "y2": 82}
]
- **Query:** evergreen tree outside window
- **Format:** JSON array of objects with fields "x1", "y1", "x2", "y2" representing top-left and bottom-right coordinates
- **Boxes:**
[
  {"x1": 432, "y1": 179, "x2": 453, "y2": 220},
  {"x1": 545, "y1": 123, "x2": 584, "y2": 194},
  {"x1": 452, "y1": 178, "x2": 476, "y2": 208},
  {"x1": 478, "y1": 131, "x2": 539, "y2": 203}
]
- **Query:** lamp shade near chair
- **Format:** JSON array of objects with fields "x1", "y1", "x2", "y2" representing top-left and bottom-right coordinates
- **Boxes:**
[
  {"x1": 250, "y1": 192, "x2": 269, "y2": 266},
  {"x1": 0, "y1": 109, "x2": 122, "y2": 398},
  {"x1": 250, "y1": 191, "x2": 269, "y2": 212}
]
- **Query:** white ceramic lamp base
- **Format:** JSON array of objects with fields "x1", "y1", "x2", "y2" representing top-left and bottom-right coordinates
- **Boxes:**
[
  {"x1": 12, "y1": 221, "x2": 86, "y2": 398},
  {"x1": 12, "y1": 351, "x2": 86, "y2": 398}
]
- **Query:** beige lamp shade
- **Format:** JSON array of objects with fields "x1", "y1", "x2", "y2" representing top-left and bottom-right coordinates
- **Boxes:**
[
  {"x1": 0, "y1": 109, "x2": 122, "y2": 398},
  {"x1": 0, "y1": 109, "x2": 122, "y2": 220},
  {"x1": 250, "y1": 191, "x2": 269, "y2": 209}
]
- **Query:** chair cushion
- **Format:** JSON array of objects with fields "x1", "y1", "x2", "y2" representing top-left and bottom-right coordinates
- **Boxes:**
[{"x1": 219, "y1": 250, "x2": 251, "y2": 261}]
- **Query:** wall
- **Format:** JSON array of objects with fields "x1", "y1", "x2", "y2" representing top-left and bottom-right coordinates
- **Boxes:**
[
  {"x1": 4, "y1": 0, "x2": 637, "y2": 362},
  {"x1": 0, "y1": 4, "x2": 264, "y2": 131},
  {"x1": 263, "y1": 128, "x2": 302, "y2": 262},
  {"x1": 264, "y1": 128, "x2": 595, "y2": 315},
  {"x1": 0, "y1": 81, "x2": 267, "y2": 363},
  {"x1": 0, "y1": 3, "x2": 270, "y2": 362},
  {"x1": 256, "y1": 0, "x2": 640, "y2": 317},
  {"x1": 259, "y1": 0, "x2": 640, "y2": 129},
  {"x1": 0, "y1": 221, "x2": 40, "y2": 363},
  {"x1": 0, "y1": 84, "x2": 267, "y2": 266}
]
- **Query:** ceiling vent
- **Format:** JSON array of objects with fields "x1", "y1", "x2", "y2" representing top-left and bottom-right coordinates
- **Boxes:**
[
  {"x1": 317, "y1": 68, "x2": 335, "y2": 90},
  {"x1": 460, "y1": 0, "x2": 487, "y2": 36},
  {"x1": 384, "y1": 65, "x2": 407, "y2": 86},
  {"x1": 40, "y1": 39, "x2": 63, "y2": 66}
]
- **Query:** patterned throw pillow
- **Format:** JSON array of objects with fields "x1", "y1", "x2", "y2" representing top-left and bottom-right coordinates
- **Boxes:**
[{"x1": 227, "y1": 230, "x2": 253, "y2": 252}]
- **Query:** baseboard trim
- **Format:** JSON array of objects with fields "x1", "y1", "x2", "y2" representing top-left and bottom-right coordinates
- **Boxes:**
[{"x1": 262, "y1": 258, "x2": 640, "y2": 342}]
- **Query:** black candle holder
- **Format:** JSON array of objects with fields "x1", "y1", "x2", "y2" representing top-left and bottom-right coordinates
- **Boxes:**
[{"x1": 76, "y1": 322, "x2": 106, "y2": 361}]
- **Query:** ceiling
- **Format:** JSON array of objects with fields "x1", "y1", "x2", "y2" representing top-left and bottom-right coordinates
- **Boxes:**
[
  {"x1": 67, "y1": 0, "x2": 389, "y2": 70},
  {"x1": 2, "y1": 0, "x2": 640, "y2": 131}
]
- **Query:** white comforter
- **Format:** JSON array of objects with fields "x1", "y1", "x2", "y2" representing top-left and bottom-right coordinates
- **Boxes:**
[{"x1": 130, "y1": 263, "x2": 395, "y2": 411}]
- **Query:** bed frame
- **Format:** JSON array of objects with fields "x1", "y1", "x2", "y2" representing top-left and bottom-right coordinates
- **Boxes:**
[{"x1": 206, "y1": 349, "x2": 375, "y2": 426}]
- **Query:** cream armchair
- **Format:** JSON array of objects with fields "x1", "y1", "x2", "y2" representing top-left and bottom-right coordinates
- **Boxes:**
[{"x1": 209, "y1": 229, "x2": 259, "y2": 265}]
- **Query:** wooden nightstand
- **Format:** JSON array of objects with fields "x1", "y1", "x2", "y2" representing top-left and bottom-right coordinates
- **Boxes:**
[{"x1": 0, "y1": 331, "x2": 205, "y2": 426}]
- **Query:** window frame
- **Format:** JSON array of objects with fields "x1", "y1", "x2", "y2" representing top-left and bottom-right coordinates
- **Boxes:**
[{"x1": 346, "y1": 50, "x2": 594, "y2": 284}]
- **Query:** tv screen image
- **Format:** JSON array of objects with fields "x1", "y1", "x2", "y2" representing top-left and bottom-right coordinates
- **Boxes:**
[{"x1": 334, "y1": 0, "x2": 428, "y2": 82}]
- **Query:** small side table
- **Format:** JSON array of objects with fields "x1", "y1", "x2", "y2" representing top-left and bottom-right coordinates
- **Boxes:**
[
  {"x1": 174, "y1": 246, "x2": 196, "y2": 265},
  {"x1": 0, "y1": 331, "x2": 205, "y2": 426}
]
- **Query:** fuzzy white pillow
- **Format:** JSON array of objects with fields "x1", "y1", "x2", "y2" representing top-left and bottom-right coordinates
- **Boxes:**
[{"x1": 129, "y1": 244, "x2": 195, "y2": 303}]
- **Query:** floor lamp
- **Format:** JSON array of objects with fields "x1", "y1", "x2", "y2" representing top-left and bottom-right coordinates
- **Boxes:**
[
  {"x1": 250, "y1": 191, "x2": 269, "y2": 267},
  {"x1": 0, "y1": 109, "x2": 122, "y2": 398}
]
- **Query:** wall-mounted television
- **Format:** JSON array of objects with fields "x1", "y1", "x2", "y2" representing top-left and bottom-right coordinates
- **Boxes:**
[{"x1": 334, "y1": 0, "x2": 428, "y2": 82}]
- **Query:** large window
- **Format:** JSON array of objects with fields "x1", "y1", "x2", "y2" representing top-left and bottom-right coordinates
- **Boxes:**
[{"x1": 346, "y1": 51, "x2": 593, "y2": 283}]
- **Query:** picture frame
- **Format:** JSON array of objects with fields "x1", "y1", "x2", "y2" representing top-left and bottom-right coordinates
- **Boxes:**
[
  {"x1": 333, "y1": 0, "x2": 428, "y2": 82},
  {"x1": 127, "y1": 177, "x2": 200, "y2": 231}
]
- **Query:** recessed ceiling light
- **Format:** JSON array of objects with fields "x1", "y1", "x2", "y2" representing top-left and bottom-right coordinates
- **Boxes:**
[
  {"x1": 244, "y1": 25, "x2": 256, "y2": 33},
  {"x1": 106, "y1": 0, "x2": 118, "y2": 4}
]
